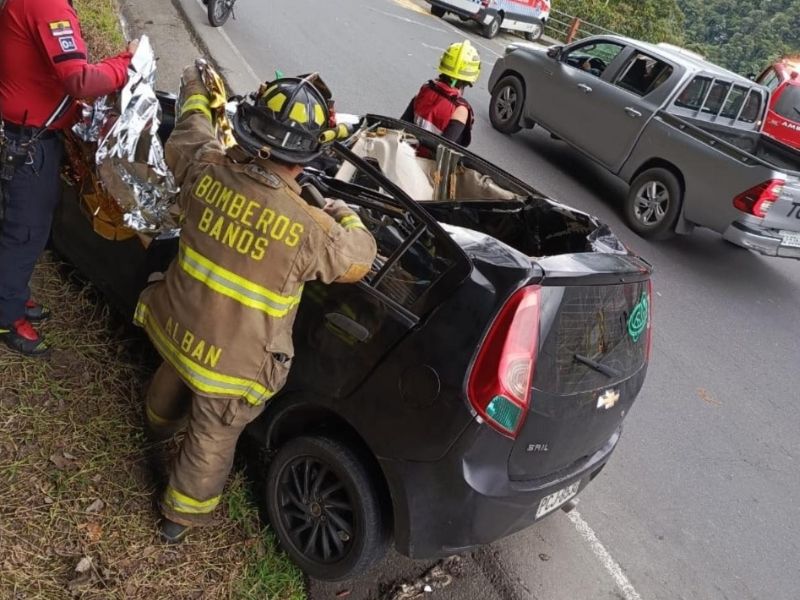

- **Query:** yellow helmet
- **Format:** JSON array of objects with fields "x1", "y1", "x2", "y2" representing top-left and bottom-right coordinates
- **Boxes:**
[{"x1": 438, "y1": 40, "x2": 481, "y2": 84}]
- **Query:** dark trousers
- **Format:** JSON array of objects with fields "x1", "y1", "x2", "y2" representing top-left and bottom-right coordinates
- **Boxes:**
[{"x1": 0, "y1": 132, "x2": 64, "y2": 326}]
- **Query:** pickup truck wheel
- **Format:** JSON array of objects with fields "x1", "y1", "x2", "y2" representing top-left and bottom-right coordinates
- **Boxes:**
[
  {"x1": 265, "y1": 436, "x2": 388, "y2": 581},
  {"x1": 482, "y1": 15, "x2": 501, "y2": 38},
  {"x1": 625, "y1": 168, "x2": 682, "y2": 239},
  {"x1": 431, "y1": 5, "x2": 446, "y2": 18},
  {"x1": 490, "y1": 76, "x2": 524, "y2": 134}
]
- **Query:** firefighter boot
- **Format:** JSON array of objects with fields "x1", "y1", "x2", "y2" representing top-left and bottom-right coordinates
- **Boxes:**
[
  {"x1": 0, "y1": 318, "x2": 49, "y2": 356},
  {"x1": 159, "y1": 518, "x2": 191, "y2": 544},
  {"x1": 25, "y1": 300, "x2": 51, "y2": 323}
]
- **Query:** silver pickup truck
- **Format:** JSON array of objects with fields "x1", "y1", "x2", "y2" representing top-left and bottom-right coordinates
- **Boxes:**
[{"x1": 488, "y1": 35, "x2": 800, "y2": 259}]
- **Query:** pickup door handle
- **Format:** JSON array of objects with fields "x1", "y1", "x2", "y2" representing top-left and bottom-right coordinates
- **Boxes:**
[
  {"x1": 324, "y1": 312, "x2": 370, "y2": 342},
  {"x1": 624, "y1": 107, "x2": 643, "y2": 118},
  {"x1": 577, "y1": 83, "x2": 593, "y2": 93}
]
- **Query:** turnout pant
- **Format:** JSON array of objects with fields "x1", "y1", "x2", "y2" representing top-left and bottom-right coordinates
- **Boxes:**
[
  {"x1": 0, "y1": 131, "x2": 64, "y2": 326},
  {"x1": 145, "y1": 361, "x2": 266, "y2": 526}
]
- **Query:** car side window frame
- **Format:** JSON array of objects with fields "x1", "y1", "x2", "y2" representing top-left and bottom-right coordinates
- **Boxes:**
[
  {"x1": 613, "y1": 51, "x2": 676, "y2": 99},
  {"x1": 560, "y1": 39, "x2": 628, "y2": 81}
]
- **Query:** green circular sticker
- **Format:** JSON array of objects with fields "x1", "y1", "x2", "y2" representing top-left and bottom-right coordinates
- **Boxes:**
[{"x1": 628, "y1": 292, "x2": 649, "y2": 343}]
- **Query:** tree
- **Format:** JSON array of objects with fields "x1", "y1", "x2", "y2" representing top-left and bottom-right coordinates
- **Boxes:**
[
  {"x1": 677, "y1": 0, "x2": 800, "y2": 74},
  {"x1": 555, "y1": 0, "x2": 685, "y2": 44}
]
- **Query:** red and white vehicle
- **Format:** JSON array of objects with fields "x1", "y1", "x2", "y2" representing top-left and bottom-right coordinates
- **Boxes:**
[
  {"x1": 427, "y1": 0, "x2": 551, "y2": 41},
  {"x1": 757, "y1": 59, "x2": 800, "y2": 151}
]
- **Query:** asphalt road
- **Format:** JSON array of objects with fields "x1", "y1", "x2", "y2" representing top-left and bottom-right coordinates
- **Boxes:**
[{"x1": 178, "y1": 1, "x2": 800, "y2": 598}]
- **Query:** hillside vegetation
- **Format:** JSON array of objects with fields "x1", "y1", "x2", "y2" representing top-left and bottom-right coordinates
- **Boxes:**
[{"x1": 554, "y1": 0, "x2": 800, "y2": 75}]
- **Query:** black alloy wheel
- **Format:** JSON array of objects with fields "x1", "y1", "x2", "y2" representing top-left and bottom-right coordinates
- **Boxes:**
[
  {"x1": 207, "y1": 0, "x2": 235, "y2": 27},
  {"x1": 490, "y1": 75, "x2": 525, "y2": 134},
  {"x1": 266, "y1": 436, "x2": 388, "y2": 581}
]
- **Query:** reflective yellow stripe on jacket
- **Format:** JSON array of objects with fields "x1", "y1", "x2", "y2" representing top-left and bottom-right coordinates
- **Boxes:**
[
  {"x1": 134, "y1": 302, "x2": 274, "y2": 406},
  {"x1": 178, "y1": 243, "x2": 302, "y2": 318},
  {"x1": 340, "y1": 215, "x2": 366, "y2": 230},
  {"x1": 181, "y1": 94, "x2": 212, "y2": 122},
  {"x1": 163, "y1": 485, "x2": 220, "y2": 515}
]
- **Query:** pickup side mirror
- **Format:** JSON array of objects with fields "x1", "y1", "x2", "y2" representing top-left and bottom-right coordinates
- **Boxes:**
[{"x1": 547, "y1": 46, "x2": 563, "y2": 60}]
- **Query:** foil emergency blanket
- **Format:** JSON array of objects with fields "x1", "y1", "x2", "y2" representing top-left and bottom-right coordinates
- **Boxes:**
[{"x1": 73, "y1": 35, "x2": 178, "y2": 235}]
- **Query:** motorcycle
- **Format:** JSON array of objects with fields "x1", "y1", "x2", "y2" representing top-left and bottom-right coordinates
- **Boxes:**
[{"x1": 201, "y1": 0, "x2": 237, "y2": 27}]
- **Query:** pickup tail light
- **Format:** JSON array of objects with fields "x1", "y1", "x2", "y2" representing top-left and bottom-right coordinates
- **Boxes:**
[
  {"x1": 468, "y1": 286, "x2": 541, "y2": 438},
  {"x1": 733, "y1": 179, "x2": 784, "y2": 218}
]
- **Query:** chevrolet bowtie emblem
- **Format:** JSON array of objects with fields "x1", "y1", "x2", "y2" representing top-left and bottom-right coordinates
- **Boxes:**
[{"x1": 597, "y1": 389, "x2": 620, "y2": 410}]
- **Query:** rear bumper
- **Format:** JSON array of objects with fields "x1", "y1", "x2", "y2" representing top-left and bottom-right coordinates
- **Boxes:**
[
  {"x1": 723, "y1": 222, "x2": 800, "y2": 260},
  {"x1": 381, "y1": 422, "x2": 619, "y2": 559}
]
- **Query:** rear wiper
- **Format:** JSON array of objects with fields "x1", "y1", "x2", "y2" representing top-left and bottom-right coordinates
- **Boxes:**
[{"x1": 574, "y1": 353, "x2": 622, "y2": 378}]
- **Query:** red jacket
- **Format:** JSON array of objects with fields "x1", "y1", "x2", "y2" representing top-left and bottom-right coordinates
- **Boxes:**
[
  {"x1": 411, "y1": 80, "x2": 474, "y2": 147},
  {"x1": 0, "y1": 0, "x2": 132, "y2": 129}
]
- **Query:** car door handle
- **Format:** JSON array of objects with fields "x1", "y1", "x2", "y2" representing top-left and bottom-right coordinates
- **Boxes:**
[
  {"x1": 624, "y1": 107, "x2": 643, "y2": 118},
  {"x1": 324, "y1": 312, "x2": 370, "y2": 342},
  {"x1": 577, "y1": 83, "x2": 593, "y2": 93}
]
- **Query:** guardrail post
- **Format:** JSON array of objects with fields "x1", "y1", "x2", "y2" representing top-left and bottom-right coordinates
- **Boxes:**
[{"x1": 566, "y1": 17, "x2": 581, "y2": 43}]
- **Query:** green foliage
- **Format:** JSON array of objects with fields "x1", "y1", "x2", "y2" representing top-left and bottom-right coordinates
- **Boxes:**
[
  {"x1": 551, "y1": 0, "x2": 800, "y2": 77},
  {"x1": 554, "y1": 0, "x2": 685, "y2": 43},
  {"x1": 677, "y1": 0, "x2": 800, "y2": 75}
]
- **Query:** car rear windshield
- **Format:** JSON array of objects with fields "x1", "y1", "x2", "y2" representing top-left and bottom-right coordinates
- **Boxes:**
[
  {"x1": 774, "y1": 85, "x2": 800, "y2": 122},
  {"x1": 534, "y1": 282, "x2": 649, "y2": 395}
]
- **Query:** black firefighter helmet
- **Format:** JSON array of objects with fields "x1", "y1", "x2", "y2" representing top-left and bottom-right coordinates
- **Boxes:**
[{"x1": 232, "y1": 73, "x2": 337, "y2": 164}]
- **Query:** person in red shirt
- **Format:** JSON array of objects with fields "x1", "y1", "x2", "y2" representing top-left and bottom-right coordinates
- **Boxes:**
[
  {"x1": 0, "y1": 0, "x2": 136, "y2": 356},
  {"x1": 401, "y1": 40, "x2": 481, "y2": 157}
]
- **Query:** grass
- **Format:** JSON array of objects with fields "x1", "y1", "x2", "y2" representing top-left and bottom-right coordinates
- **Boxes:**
[
  {"x1": 74, "y1": 0, "x2": 127, "y2": 59},
  {"x1": 0, "y1": 256, "x2": 305, "y2": 600},
  {"x1": 0, "y1": 2, "x2": 306, "y2": 598}
]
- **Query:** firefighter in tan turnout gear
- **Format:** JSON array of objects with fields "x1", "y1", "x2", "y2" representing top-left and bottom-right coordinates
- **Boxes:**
[{"x1": 135, "y1": 63, "x2": 377, "y2": 543}]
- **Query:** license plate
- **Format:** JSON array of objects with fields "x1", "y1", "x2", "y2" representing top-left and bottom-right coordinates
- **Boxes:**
[
  {"x1": 536, "y1": 481, "x2": 581, "y2": 519},
  {"x1": 780, "y1": 230, "x2": 800, "y2": 248}
]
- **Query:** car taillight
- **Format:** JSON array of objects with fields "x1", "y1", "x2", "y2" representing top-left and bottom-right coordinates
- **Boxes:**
[
  {"x1": 468, "y1": 286, "x2": 541, "y2": 438},
  {"x1": 733, "y1": 179, "x2": 784, "y2": 218},
  {"x1": 481, "y1": 0, "x2": 490, "y2": 7}
]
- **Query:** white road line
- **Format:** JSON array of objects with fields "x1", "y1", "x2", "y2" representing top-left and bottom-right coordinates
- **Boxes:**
[
  {"x1": 436, "y1": 18, "x2": 504, "y2": 58},
  {"x1": 421, "y1": 42, "x2": 447, "y2": 52},
  {"x1": 366, "y1": 6, "x2": 448, "y2": 33},
  {"x1": 567, "y1": 510, "x2": 644, "y2": 600},
  {"x1": 192, "y1": 0, "x2": 261, "y2": 87}
]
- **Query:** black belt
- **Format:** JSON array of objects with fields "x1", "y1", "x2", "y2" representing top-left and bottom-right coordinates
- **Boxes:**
[{"x1": 2, "y1": 122, "x2": 59, "y2": 140}]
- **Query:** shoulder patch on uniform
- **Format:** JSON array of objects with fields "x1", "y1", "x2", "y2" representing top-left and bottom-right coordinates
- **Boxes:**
[
  {"x1": 58, "y1": 36, "x2": 77, "y2": 52},
  {"x1": 49, "y1": 21, "x2": 74, "y2": 37},
  {"x1": 244, "y1": 164, "x2": 283, "y2": 189}
]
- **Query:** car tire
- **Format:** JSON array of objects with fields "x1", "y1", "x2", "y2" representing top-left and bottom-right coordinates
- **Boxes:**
[
  {"x1": 207, "y1": 0, "x2": 232, "y2": 27},
  {"x1": 524, "y1": 21, "x2": 544, "y2": 42},
  {"x1": 481, "y1": 14, "x2": 501, "y2": 38},
  {"x1": 431, "y1": 5, "x2": 446, "y2": 18},
  {"x1": 490, "y1": 75, "x2": 525, "y2": 134},
  {"x1": 265, "y1": 436, "x2": 389, "y2": 581},
  {"x1": 624, "y1": 168, "x2": 683, "y2": 240}
]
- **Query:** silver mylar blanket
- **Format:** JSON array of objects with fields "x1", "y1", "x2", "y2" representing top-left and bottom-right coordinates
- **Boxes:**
[{"x1": 73, "y1": 35, "x2": 179, "y2": 235}]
